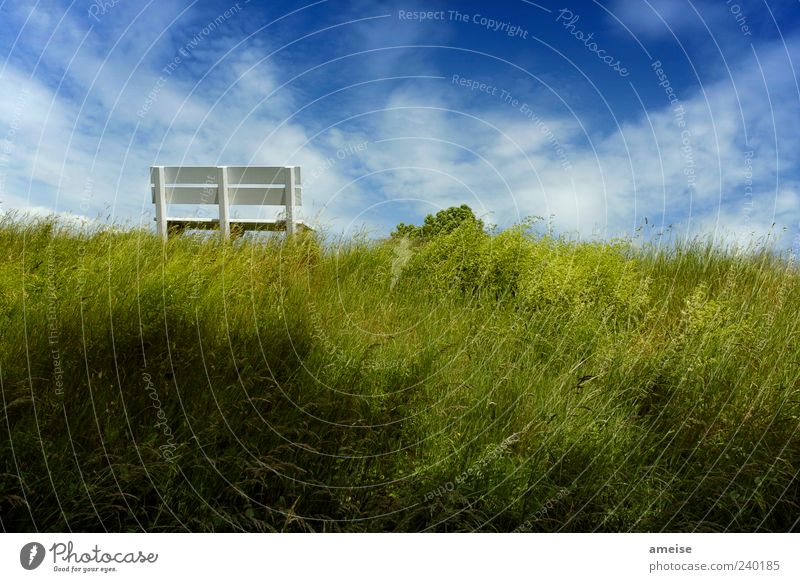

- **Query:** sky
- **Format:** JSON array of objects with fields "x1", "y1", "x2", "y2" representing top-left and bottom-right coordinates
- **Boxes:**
[{"x1": 1, "y1": 0, "x2": 799, "y2": 246}]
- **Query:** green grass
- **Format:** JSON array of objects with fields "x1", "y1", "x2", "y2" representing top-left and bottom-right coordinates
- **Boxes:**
[{"x1": 1, "y1": 214, "x2": 798, "y2": 532}]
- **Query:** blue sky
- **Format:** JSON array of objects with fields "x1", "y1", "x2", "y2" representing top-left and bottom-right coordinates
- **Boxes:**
[{"x1": 1, "y1": 0, "x2": 799, "y2": 245}]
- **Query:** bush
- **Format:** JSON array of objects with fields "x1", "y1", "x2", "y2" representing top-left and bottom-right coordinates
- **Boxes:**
[
  {"x1": 391, "y1": 204, "x2": 485, "y2": 240},
  {"x1": 394, "y1": 212, "x2": 649, "y2": 316},
  {"x1": 400, "y1": 220, "x2": 491, "y2": 295},
  {"x1": 516, "y1": 239, "x2": 650, "y2": 316}
]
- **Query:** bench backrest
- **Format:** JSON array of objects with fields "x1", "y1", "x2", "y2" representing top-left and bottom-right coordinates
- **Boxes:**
[{"x1": 150, "y1": 165, "x2": 301, "y2": 238}]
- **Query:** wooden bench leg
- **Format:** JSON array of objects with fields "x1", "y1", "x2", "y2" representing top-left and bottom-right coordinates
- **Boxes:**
[{"x1": 154, "y1": 166, "x2": 168, "y2": 241}]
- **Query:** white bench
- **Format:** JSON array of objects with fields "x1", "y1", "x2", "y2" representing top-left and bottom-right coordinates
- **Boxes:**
[{"x1": 150, "y1": 165, "x2": 306, "y2": 239}]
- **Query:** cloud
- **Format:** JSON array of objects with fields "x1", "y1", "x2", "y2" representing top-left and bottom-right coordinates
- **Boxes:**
[
  {"x1": 608, "y1": 0, "x2": 720, "y2": 40},
  {"x1": 312, "y1": 28, "x2": 800, "y2": 244},
  {"x1": 0, "y1": 3, "x2": 359, "y2": 228},
  {"x1": 1, "y1": 1, "x2": 798, "y2": 248}
]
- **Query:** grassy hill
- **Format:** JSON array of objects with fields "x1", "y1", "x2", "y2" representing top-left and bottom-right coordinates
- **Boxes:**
[{"x1": 1, "y1": 214, "x2": 798, "y2": 532}]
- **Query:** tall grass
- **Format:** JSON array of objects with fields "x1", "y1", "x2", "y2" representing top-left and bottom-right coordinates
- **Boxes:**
[{"x1": 1, "y1": 214, "x2": 798, "y2": 532}]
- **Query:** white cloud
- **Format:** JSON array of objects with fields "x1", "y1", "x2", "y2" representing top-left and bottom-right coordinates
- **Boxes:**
[
  {"x1": 609, "y1": 0, "x2": 721, "y2": 40},
  {"x1": 1, "y1": 2, "x2": 798, "y2": 248}
]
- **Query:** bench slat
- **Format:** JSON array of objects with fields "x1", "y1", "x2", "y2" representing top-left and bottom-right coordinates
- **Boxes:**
[
  {"x1": 226, "y1": 166, "x2": 290, "y2": 186},
  {"x1": 154, "y1": 166, "x2": 220, "y2": 185},
  {"x1": 151, "y1": 186, "x2": 302, "y2": 205},
  {"x1": 230, "y1": 186, "x2": 302, "y2": 206},
  {"x1": 153, "y1": 166, "x2": 300, "y2": 186}
]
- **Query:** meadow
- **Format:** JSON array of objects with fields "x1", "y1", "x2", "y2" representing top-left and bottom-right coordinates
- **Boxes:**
[{"x1": 1, "y1": 210, "x2": 798, "y2": 532}]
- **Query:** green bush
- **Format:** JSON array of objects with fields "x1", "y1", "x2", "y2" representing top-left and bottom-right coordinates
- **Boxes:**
[
  {"x1": 391, "y1": 204, "x2": 485, "y2": 240},
  {"x1": 400, "y1": 220, "x2": 490, "y2": 295},
  {"x1": 516, "y1": 238, "x2": 650, "y2": 316},
  {"x1": 394, "y1": 214, "x2": 649, "y2": 316}
]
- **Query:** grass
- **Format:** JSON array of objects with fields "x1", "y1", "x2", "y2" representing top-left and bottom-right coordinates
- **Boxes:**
[{"x1": 1, "y1": 214, "x2": 798, "y2": 532}]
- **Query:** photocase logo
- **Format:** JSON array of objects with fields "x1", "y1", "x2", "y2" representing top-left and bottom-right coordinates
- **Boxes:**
[{"x1": 20, "y1": 542, "x2": 46, "y2": 570}]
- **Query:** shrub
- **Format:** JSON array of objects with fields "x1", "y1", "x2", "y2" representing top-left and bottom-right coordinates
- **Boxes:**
[
  {"x1": 516, "y1": 238, "x2": 649, "y2": 316},
  {"x1": 391, "y1": 204, "x2": 485, "y2": 240},
  {"x1": 395, "y1": 214, "x2": 649, "y2": 316},
  {"x1": 481, "y1": 224, "x2": 536, "y2": 300},
  {"x1": 400, "y1": 220, "x2": 491, "y2": 295}
]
